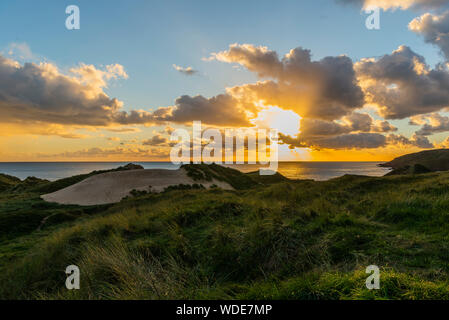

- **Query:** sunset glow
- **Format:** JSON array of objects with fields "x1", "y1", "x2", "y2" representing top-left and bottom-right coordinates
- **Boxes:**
[{"x1": 0, "y1": 0, "x2": 448, "y2": 162}]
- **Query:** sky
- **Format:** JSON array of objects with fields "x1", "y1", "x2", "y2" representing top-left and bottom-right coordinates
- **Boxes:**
[{"x1": 1, "y1": 0, "x2": 449, "y2": 161}]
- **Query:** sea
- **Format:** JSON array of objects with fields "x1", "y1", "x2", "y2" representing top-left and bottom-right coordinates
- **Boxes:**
[{"x1": 0, "y1": 162, "x2": 392, "y2": 181}]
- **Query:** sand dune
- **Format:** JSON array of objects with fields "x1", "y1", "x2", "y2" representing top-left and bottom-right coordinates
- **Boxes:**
[{"x1": 41, "y1": 168, "x2": 233, "y2": 206}]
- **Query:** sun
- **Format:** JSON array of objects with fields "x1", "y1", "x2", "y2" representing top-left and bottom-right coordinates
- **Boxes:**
[
  {"x1": 251, "y1": 105, "x2": 311, "y2": 161},
  {"x1": 251, "y1": 105, "x2": 301, "y2": 136}
]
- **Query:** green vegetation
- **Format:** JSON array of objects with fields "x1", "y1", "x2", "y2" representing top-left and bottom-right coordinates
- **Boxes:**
[
  {"x1": 182, "y1": 163, "x2": 256, "y2": 189},
  {"x1": 386, "y1": 164, "x2": 432, "y2": 176},
  {"x1": 381, "y1": 149, "x2": 449, "y2": 173},
  {"x1": 1, "y1": 164, "x2": 449, "y2": 300},
  {"x1": 246, "y1": 170, "x2": 290, "y2": 185},
  {"x1": 0, "y1": 174, "x2": 21, "y2": 192}
]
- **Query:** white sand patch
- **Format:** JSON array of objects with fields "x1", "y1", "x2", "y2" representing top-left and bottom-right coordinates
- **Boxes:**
[{"x1": 41, "y1": 168, "x2": 233, "y2": 206}]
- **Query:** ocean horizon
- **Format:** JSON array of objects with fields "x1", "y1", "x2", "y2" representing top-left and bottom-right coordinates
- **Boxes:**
[{"x1": 0, "y1": 161, "x2": 392, "y2": 181}]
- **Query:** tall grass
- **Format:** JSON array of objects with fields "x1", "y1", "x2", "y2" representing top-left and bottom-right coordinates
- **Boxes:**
[{"x1": 2, "y1": 168, "x2": 449, "y2": 299}]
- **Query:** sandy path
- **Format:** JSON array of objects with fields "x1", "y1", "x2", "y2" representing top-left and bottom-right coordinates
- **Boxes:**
[{"x1": 41, "y1": 168, "x2": 232, "y2": 206}]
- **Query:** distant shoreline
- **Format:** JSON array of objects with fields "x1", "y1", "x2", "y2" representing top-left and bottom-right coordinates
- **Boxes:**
[
  {"x1": 0, "y1": 161, "x2": 387, "y2": 163},
  {"x1": 0, "y1": 162, "x2": 389, "y2": 182}
]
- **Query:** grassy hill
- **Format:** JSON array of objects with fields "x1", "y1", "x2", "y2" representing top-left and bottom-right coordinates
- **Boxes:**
[
  {"x1": 382, "y1": 149, "x2": 449, "y2": 174},
  {"x1": 1, "y1": 164, "x2": 449, "y2": 300},
  {"x1": 0, "y1": 174, "x2": 21, "y2": 192},
  {"x1": 181, "y1": 163, "x2": 257, "y2": 189}
]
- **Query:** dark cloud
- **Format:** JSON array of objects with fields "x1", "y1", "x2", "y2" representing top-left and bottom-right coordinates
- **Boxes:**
[
  {"x1": 412, "y1": 134, "x2": 435, "y2": 148},
  {"x1": 0, "y1": 54, "x2": 256, "y2": 129},
  {"x1": 356, "y1": 45, "x2": 449, "y2": 119},
  {"x1": 0, "y1": 55, "x2": 155, "y2": 127},
  {"x1": 410, "y1": 11, "x2": 449, "y2": 61},
  {"x1": 173, "y1": 64, "x2": 198, "y2": 76},
  {"x1": 387, "y1": 133, "x2": 434, "y2": 148},
  {"x1": 277, "y1": 110, "x2": 397, "y2": 150},
  {"x1": 152, "y1": 94, "x2": 254, "y2": 127},
  {"x1": 344, "y1": 112, "x2": 397, "y2": 133},
  {"x1": 298, "y1": 113, "x2": 395, "y2": 139},
  {"x1": 280, "y1": 132, "x2": 387, "y2": 150},
  {"x1": 299, "y1": 118, "x2": 353, "y2": 137},
  {"x1": 112, "y1": 110, "x2": 154, "y2": 125},
  {"x1": 0, "y1": 53, "x2": 258, "y2": 130},
  {"x1": 410, "y1": 113, "x2": 449, "y2": 135},
  {"x1": 210, "y1": 44, "x2": 364, "y2": 120},
  {"x1": 142, "y1": 134, "x2": 169, "y2": 146}
]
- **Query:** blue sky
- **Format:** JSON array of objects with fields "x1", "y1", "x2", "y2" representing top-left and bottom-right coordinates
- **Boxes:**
[{"x1": 0, "y1": 0, "x2": 443, "y2": 112}]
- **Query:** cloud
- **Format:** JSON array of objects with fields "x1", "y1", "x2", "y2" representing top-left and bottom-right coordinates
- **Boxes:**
[
  {"x1": 0, "y1": 41, "x2": 441, "y2": 155},
  {"x1": 207, "y1": 44, "x2": 409, "y2": 151},
  {"x1": 111, "y1": 109, "x2": 155, "y2": 125},
  {"x1": 355, "y1": 45, "x2": 449, "y2": 119},
  {"x1": 410, "y1": 113, "x2": 449, "y2": 135},
  {"x1": 0, "y1": 54, "x2": 157, "y2": 129},
  {"x1": 0, "y1": 122, "x2": 88, "y2": 139},
  {"x1": 344, "y1": 112, "x2": 397, "y2": 133},
  {"x1": 106, "y1": 127, "x2": 141, "y2": 133},
  {"x1": 161, "y1": 126, "x2": 175, "y2": 135},
  {"x1": 5, "y1": 42, "x2": 35, "y2": 61},
  {"x1": 280, "y1": 132, "x2": 387, "y2": 150},
  {"x1": 151, "y1": 94, "x2": 254, "y2": 127},
  {"x1": 409, "y1": 11, "x2": 449, "y2": 60},
  {"x1": 278, "y1": 111, "x2": 396, "y2": 150},
  {"x1": 298, "y1": 113, "x2": 395, "y2": 138},
  {"x1": 173, "y1": 64, "x2": 197, "y2": 75},
  {"x1": 70, "y1": 63, "x2": 129, "y2": 92},
  {"x1": 142, "y1": 134, "x2": 168, "y2": 146},
  {"x1": 0, "y1": 53, "x2": 256, "y2": 130},
  {"x1": 281, "y1": 130, "x2": 433, "y2": 150},
  {"x1": 210, "y1": 44, "x2": 364, "y2": 120},
  {"x1": 387, "y1": 133, "x2": 435, "y2": 148},
  {"x1": 38, "y1": 146, "x2": 169, "y2": 160},
  {"x1": 210, "y1": 44, "x2": 282, "y2": 78},
  {"x1": 337, "y1": 0, "x2": 449, "y2": 10}
]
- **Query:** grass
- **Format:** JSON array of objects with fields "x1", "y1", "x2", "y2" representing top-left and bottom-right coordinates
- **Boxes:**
[
  {"x1": 1, "y1": 164, "x2": 449, "y2": 299},
  {"x1": 0, "y1": 174, "x2": 21, "y2": 192},
  {"x1": 181, "y1": 163, "x2": 256, "y2": 189},
  {"x1": 382, "y1": 148, "x2": 449, "y2": 172}
]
